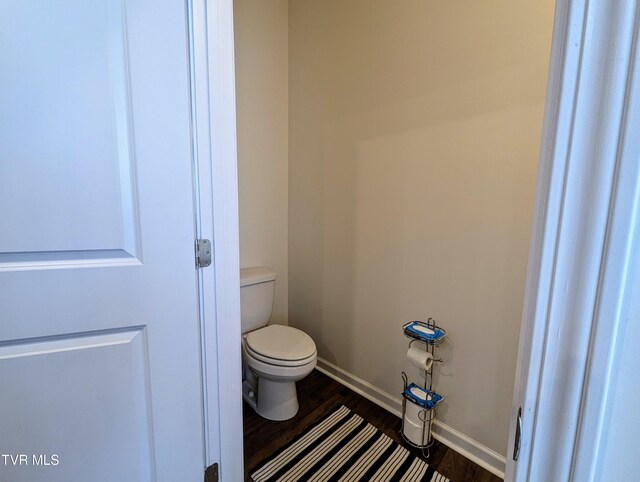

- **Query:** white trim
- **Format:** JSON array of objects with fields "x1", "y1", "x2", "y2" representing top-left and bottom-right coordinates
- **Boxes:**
[
  {"x1": 570, "y1": 9, "x2": 640, "y2": 480},
  {"x1": 191, "y1": 0, "x2": 243, "y2": 480},
  {"x1": 431, "y1": 422, "x2": 506, "y2": 479},
  {"x1": 507, "y1": 1, "x2": 640, "y2": 481},
  {"x1": 205, "y1": 0, "x2": 244, "y2": 478},
  {"x1": 316, "y1": 358, "x2": 402, "y2": 417},
  {"x1": 186, "y1": 0, "x2": 212, "y2": 468},
  {"x1": 316, "y1": 358, "x2": 506, "y2": 479}
]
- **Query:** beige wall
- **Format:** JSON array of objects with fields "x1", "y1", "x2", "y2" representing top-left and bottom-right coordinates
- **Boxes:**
[
  {"x1": 234, "y1": 0, "x2": 289, "y2": 324},
  {"x1": 288, "y1": 0, "x2": 554, "y2": 455}
]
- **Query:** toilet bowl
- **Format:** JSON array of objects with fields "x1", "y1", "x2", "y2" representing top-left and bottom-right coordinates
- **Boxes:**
[
  {"x1": 242, "y1": 324, "x2": 316, "y2": 420},
  {"x1": 240, "y1": 268, "x2": 317, "y2": 421}
]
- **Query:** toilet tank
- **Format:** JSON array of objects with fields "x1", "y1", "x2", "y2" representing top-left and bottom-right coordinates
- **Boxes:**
[{"x1": 240, "y1": 268, "x2": 277, "y2": 333}]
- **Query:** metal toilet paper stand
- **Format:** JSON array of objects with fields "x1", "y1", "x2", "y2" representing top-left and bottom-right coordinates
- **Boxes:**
[{"x1": 400, "y1": 317, "x2": 446, "y2": 457}]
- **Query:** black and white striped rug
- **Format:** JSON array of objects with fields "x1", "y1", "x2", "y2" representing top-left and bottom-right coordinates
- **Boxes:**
[{"x1": 250, "y1": 405, "x2": 449, "y2": 482}]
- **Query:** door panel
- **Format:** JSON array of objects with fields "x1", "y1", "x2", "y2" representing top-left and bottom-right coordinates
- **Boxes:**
[
  {"x1": 0, "y1": 0, "x2": 206, "y2": 480},
  {"x1": 0, "y1": 0, "x2": 139, "y2": 259},
  {"x1": 0, "y1": 329, "x2": 154, "y2": 481}
]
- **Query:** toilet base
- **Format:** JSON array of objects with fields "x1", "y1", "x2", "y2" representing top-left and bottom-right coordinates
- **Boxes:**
[
  {"x1": 257, "y1": 378, "x2": 299, "y2": 421},
  {"x1": 242, "y1": 374, "x2": 300, "y2": 421},
  {"x1": 241, "y1": 349, "x2": 316, "y2": 421}
]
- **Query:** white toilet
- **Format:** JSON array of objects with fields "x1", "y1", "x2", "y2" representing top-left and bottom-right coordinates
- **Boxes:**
[{"x1": 240, "y1": 267, "x2": 317, "y2": 421}]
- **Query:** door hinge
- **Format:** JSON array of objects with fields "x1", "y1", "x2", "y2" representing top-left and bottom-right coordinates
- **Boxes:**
[
  {"x1": 204, "y1": 463, "x2": 218, "y2": 482},
  {"x1": 513, "y1": 406, "x2": 522, "y2": 461},
  {"x1": 195, "y1": 239, "x2": 212, "y2": 268}
]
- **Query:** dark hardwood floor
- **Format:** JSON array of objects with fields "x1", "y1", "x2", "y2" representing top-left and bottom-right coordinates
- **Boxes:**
[{"x1": 243, "y1": 369, "x2": 502, "y2": 482}]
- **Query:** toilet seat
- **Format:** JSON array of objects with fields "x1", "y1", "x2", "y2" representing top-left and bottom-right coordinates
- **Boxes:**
[
  {"x1": 245, "y1": 343, "x2": 317, "y2": 367},
  {"x1": 244, "y1": 325, "x2": 317, "y2": 368}
]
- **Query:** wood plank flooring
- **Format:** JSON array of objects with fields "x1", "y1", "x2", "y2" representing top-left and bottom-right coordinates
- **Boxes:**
[{"x1": 243, "y1": 369, "x2": 502, "y2": 482}]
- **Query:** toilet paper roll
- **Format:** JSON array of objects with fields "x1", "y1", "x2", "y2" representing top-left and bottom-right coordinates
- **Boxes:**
[
  {"x1": 405, "y1": 400, "x2": 428, "y2": 424},
  {"x1": 403, "y1": 414, "x2": 429, "y2": 446},
  {"x1": 407, "y1": 346, "x2": 434, "y2": 371}
]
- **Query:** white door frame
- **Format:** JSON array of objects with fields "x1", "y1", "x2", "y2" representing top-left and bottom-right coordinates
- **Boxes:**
[
  {"x1": 506, "y1": 0, "x2": 640, "y2": 480},
  {"x1": 189, "y1": 1, "x2": 243, "y2": 480}
]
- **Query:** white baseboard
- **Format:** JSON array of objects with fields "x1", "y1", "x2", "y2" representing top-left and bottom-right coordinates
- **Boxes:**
[
  {"x1": 430, "y1": 420, "x2": 506, "y2": 479},
  {"x1": 316, "y1": 357, "x2": 506, "y2": 479},
  {"x1": 315, "y1": 357, "x2": 403, "y2": 416}
]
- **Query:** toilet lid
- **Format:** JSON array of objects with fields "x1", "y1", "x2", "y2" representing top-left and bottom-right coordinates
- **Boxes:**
[{"x1": 245, "y1": 325, "x2": 316, "y2": 361}]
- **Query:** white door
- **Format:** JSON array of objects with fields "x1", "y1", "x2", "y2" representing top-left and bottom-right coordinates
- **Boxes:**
[
  {"x1": 0, "y1": 0, "x2": 207, "y2": 481},
  {"x1": 505, "y1": 1, "x2": 640, "y2": 481}
]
